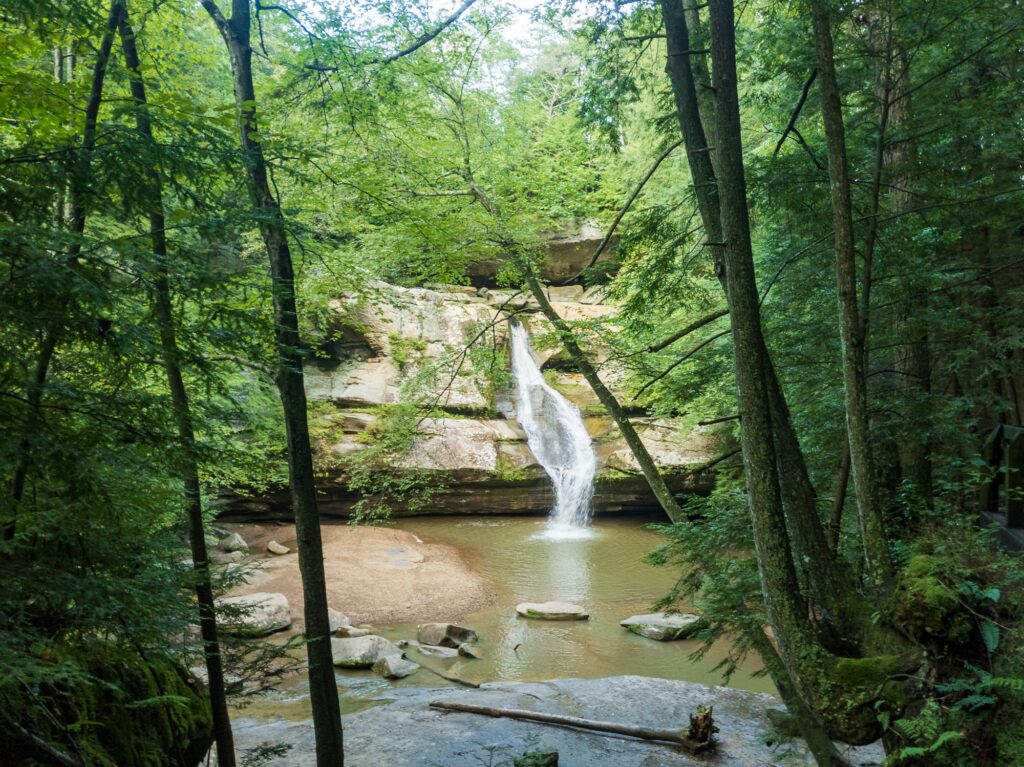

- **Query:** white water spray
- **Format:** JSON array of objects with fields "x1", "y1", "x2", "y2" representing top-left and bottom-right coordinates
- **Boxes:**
[{"x1": 510, "y1": 322, "x2": 597, "y2": 540}]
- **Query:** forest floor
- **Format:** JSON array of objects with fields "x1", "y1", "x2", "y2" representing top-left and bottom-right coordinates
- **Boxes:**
[{"x1": 221, "y1": 522, "x2": 496, "y2": 628}]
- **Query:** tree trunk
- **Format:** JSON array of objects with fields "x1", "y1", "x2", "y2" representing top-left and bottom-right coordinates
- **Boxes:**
[
  {"x1": 117, "y1": 13, "x2": 236, "y2": 765},
  {"x1": 524, "y1": 272, "x2": 684, "y2": 523},
  {"x1": 200, "y1": 1, "x2": 344, "y2": 763},
  {"x1": 748, "y1": 630, "x2": 852, "y2": 767},
  {"x1": 5, "y1": 0, "x2": 121, "y2": 541},
  {"x1": 661, "y1": 0, "x2": 855, "y2": 632},
  {"x1": 706, "y1": 1, "x2": 891, "y2": 746},
  {"x1": 809, "y1": 0, "x2": 893, "y2": 593}
]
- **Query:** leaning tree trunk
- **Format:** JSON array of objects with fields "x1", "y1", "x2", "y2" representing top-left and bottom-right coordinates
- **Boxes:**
[
  {"x1": 524, "y1": 271, "x2": 684, "y2": 522},
  {"x1": 5, "y1": 0, "x2": 121, "y2": 541},
  {"x1": 117, "y1": 13, "x2": 236, "y2": 765},
  {"x1": 660, "y1": 0, "x2": 858, "y2": 637},
  {"x1": 705, "y1": 0, "x2": 896, "y2": 746},
  {"x1": 809, "y1": 0, "x2": 893, "y2": 593},
  {"x1": 200, "y1": 1, "x2": 344, "y2": 764}
]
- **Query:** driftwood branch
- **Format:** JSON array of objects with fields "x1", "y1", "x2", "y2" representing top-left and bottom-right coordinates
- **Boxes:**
[{"x1": 428, "y1": 701, "x2": 717, "y2": 753}]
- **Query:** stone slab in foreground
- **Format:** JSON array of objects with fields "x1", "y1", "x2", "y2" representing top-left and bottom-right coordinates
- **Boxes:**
[{"x1": 229, "y1": 676, "x2": 884, "y2": 766}]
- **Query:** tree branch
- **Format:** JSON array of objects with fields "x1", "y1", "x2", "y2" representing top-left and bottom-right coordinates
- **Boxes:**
[
  {"x1": 378, "y1": 0, "x2": 479, "y2": 65},
  {"x1": 558, "y1": 139, "x2": 683, "y2": 285},
  {"x1": 633, "y1": 329, "x2": 730, "y2": 401},
  {"x1": 772, "y1": 69, "x2": 817, "y2": 157},
  {"x1": 644, "y1": 307, "x2": 728, "y2": 354}
]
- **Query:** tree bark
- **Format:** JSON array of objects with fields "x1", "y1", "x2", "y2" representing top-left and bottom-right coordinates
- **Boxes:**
[
  {"x1": 5, "y1": 0, "x2": 121, "y2": 541},
  {"x1": 117, "y1": 13, "x2": 236, "y2": 765},
  {"x1": 200, "y1": 1, "x2": 344, "y2": 763},
  {"x1": 809, "y1": 0, "x2": 894, "y2": 592},
  {"x1": 524, "y1": 272, "x2": 685, "y2": 523}
]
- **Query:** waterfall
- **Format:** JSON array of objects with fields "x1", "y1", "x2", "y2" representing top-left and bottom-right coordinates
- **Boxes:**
[{"x1": 510, "y1": 322, "x2": 597, "y2": 540}]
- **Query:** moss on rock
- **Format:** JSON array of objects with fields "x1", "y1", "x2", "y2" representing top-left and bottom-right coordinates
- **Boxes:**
[
  {"x1": 3, "y1": 642, "x2": 213, "y2": 767},
  {"x1": 893, "y1": 555, "x2": 972, "y2": 642}
]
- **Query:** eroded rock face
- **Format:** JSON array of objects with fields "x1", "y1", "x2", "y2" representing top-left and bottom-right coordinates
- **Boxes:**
[
  {"x1": 620, "y1": 612, "x2": 706, "y2": 641},
  {"x1": 217, "y1": 592, "x2": 292, "y2": 637},
  {"x1": 222, "y1": 281, "x2": 717, "y2": 520}
]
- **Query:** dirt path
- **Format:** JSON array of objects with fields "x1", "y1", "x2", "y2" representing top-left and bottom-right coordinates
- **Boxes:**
[{"x1": 221, "y1": 521, "x2": 496, "y2": 627}]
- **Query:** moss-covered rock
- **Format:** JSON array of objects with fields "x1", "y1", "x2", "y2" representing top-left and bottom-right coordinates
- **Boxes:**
[
  {"x1": 893, "y1": 555, "x2": 972, "y2": 642},
  {"x1": 3, "y1": 642, "x2": 213, "y2": 767}
]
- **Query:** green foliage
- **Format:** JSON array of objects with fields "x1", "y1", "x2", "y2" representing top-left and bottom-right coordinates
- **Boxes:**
[{"x1": 336, "y1": 403, "x2": 447, "y2": 524}]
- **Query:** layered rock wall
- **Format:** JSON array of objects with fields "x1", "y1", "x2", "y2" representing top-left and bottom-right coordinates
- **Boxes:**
[{"x1": 223, "y1": 281, "x2": 714, "y2": 520}]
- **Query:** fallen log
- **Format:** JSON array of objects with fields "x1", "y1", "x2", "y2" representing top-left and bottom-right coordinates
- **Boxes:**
[{"x1": 427, "y1": 700, "x2": 717, "y2": 754}]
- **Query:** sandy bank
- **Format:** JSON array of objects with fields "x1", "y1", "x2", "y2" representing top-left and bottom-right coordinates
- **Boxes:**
[{"x1": 221, "y1": 521, "x2": 496, "y2": 627}]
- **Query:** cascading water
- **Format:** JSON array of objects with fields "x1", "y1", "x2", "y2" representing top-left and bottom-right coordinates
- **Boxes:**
[{"x1": 510, "y1": 322, "x2": 597, "y2": 540}]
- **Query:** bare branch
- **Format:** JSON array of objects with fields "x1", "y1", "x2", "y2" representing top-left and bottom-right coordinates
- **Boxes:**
[
  {"x1": 558, "y1": 139, "x2": 683, "y2": 285},
  {"x1": 377, "y1": 0, "x2": 479, "y2": 65},
  {"x1": 772, "y1": 69, "x2": 817, "y2": 158}
]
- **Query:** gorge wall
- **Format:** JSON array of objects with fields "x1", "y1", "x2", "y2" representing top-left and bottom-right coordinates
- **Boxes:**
[{"x1": 222, "y1": 279, "x2": 715, "y2": 520}]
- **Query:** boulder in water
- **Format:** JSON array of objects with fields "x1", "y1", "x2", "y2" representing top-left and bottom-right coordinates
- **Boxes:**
[
  {"x1": 266, "y1": 539, "x2": 290, "y2": 555},
  {"x1": 620, "y1": 612, "x2": 706, "y2": 641},
  {"x1": 336, "y1": 626, "x2": 371, "y2": 638},
  {"x1": 210, "y1": 549, "x2": 245, "y2": 565},
  {"x1": 331, "y1": 635, "x2": 401, "y2": 668},
  {"x1": 417, "y1": 622, "x2": 477, "y2": 648},
  {"x1": 458, "y1": 642, "x2": 482, "y2": 659},
  {"x1": 516, "y1": 601, "x2": 589, "y2": 620},
  {"x1": 373, "y1": 655, "x2": 420, "y2": 679}
]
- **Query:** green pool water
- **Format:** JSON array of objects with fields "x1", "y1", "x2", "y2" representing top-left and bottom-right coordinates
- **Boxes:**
[
  {"x1": 237, "y1": 514, "x2": 773, "y2": 723},
  {"x1": 380, "y1": 515, "x2": 772, "y2": 693}
]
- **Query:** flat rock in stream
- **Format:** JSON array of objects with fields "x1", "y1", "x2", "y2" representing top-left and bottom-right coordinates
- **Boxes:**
[
  {"x1": 620, "y1": 612, "x2": 706, "y2": 641},
  {"x1": 229, "y1": 675, "x2": 885, "y2": 766},
  {"x1": 516, "y1": 601, "x2": 589, "y2": 620}
]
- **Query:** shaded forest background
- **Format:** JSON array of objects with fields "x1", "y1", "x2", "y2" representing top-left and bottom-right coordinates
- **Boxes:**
[{"x1": 1, "y1": 0, "x2": 1023, "y2": 765}]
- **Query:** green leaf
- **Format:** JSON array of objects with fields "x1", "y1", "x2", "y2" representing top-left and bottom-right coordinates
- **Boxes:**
[
  {"x1": 982, "y1": 587, "x2": 1001, "y2": 603},
  {"x1": 980, "y1": 619, "x2": 1000, "y2": 654}
]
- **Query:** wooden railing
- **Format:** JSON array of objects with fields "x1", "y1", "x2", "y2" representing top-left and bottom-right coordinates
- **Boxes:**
[{"x1": 979, "y1": 424, "x2": 1024, "y2": 528}]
